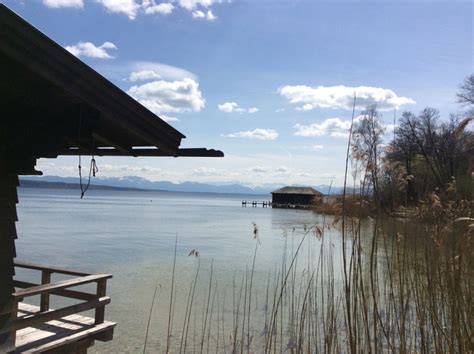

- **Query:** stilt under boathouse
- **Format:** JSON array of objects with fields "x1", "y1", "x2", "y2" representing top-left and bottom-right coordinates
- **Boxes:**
[{"x1": 0, "y1": 5, "x2": 223, "y2": 353}]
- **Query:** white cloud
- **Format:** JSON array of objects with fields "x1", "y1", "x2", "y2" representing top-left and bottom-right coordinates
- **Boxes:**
[
  {"x1": 127, "y1": 78, "x2": 205, "y2": 114},
  {"x1": 275, "y1": 166, "x2": 288, "y2": 173},
  {"x1": 65, "y1": 41, "x2": 117, "y2": 59},
  {"x1": 42, "y1": 0, "x2": 83, "y2": 8},
  {"x1": 192, "y1": 9, "x2": 216, "y2": 20},
  {"x1": 143, "y1": 1, "x2": 174, "y2": 15},
  {"x1": 275, "y1": 108, "x2": 285, "y2": 113},
  {"x1": 205, "y1": 10, "x2": 216, "y2": 20},
  {"x1": 223, "y1": 129, "x2": 279, "y2": 140},
  {"x1": 243, "y1": 165, "x2": 307, "y2": 179},
  {"x1": 295, "y1": 115, "x2": 396, "y2": 139},
  {"x1": 41, "y1": 0, "x2": 225, "y2": 20},
  {"x1": 312, "y1": 145, "x2": 324, "y2": 150},
  {"x1": 160, "y1": 114, "x2": 180, "y2": 122},
  {"x1": 295, "y1": 103, "x2": 314, "y2": 111},
  {"x1": 218, "y1": 102, "x2": 259, "y2": 114},
  {"x1": 192, "y1": 10, "x2": 205, "y2": 18},
  {"x1": 129, "y1": 70, "x2": 162, "y2": 82},
  {"x1": 294, "y1": 118, "x2": 352, "y2": 138},
  {"x1": 192, "y1": 167, "x2": 218, "y2": 176},
  {"x1": 112, "y1": 0, "x2": 223, "y2": 20},
  {"x1": 279, "y1": 85, "x2": 416, "y2": 111},
  {"x1": 100, "y1": 164, "x2": 163, "y2": 174},
  {"x1": 178, "y1": 0, "x2": 220, "y2": 10},
  {"x1": 185, "y1": 164, "x2": 315, "y2": 182},
  {"x1": 249, "y1": 166, "x2": 270, "y2": 173},
  {"x1": 96, "y1": 0, "x2": 140, "y2": 19},
  {"x1": 130, "y1": 61, "x2": 196, "y2": 81},
  {"x1": 218, "y1": 102, "x2": 242, "y2": 113}
]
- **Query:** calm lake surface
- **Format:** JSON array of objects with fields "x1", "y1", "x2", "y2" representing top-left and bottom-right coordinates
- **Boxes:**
[{"x1": 15, "y1": 187, "x2": 348, "y2": 353}]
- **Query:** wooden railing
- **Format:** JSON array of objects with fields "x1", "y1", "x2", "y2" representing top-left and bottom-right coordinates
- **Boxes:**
[{"x1": 0, "y1": 260, "x2": 112, "y2": 338}]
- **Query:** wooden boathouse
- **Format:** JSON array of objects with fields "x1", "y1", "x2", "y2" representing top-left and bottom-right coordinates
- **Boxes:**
[
  {"x1": 271, "y1": 186, "x2": 322, "y2": 208},
  {"x1": 0, "y1": 5, "x2": 223, "y2": 353}
]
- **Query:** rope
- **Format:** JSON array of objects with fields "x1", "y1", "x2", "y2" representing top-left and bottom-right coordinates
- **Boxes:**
[
  {"x1": 78, "y1": 156, "x2": 98, "y2": 199},
  {"x1": 77, "y1": 103, "x2": 99, "y2": 199}
]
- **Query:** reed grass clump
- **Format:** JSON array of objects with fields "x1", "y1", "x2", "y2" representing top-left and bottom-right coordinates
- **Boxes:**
[{"x1": 143, "y1": 202, "x2": 472, "y2": 353}]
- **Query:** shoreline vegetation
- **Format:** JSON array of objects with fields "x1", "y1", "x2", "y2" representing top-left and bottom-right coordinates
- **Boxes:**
[
  {"x1": 138, "y1": 75, "x2": 472, "y2": 353},
  {"x1": 316, "y1": 75, "x2": 473, "y2": 221}
]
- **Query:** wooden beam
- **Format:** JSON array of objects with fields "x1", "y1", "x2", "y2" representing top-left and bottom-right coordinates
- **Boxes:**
[
  {"x1": 56, "y1": 147, "x2": 224, "y2": 158},
  {"x1": 13, "y1": 280, "x2": 96, "y2": 302},
  {"x1": 13, "y1": 274, "x2": 112, "y2": 299},
  {"x1": 14, "y1": 260, "x2": 95, "y2": 277},
  {"x1": 92, "y1": 133, "x2": 133, "y2": 155},
  {"x1": 0, "y1": 155, "x2": 18, "y2": 352}
]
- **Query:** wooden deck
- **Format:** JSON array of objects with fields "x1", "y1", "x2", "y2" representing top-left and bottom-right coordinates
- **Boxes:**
[
  {"x1": 0, "y1": 260, "x2": 116, "y2": 353},
  {"x1": 14, "y1": 303, "x2": 115, "y2": 353}
]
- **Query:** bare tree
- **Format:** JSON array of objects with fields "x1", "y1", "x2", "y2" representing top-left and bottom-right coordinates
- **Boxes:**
[
  {"x1": 457, "y1": 74, "x2": 474, "y2": 106},
  {"x1": 386, "y1": 112, "x2": 419, "y2": 201},
  {"x1": 352, "y1": 105, "x2": 385, "y2": 206},
  {"x1": 386, "y1": 108, "x2": 473, "y2": 203}
]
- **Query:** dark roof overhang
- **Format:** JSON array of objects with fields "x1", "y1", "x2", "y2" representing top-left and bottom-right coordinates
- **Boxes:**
[
  {"x1": 271, "y1": 187, "x2": 322, "y2": 195},
  {"x1": 0, "y1": 5, "x2": 223, "y2": 175}
]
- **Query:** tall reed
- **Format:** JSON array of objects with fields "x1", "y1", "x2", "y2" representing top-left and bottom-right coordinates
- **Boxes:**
[{"x1": 147, "y1": 202, "x2": 472, "y2": 353}]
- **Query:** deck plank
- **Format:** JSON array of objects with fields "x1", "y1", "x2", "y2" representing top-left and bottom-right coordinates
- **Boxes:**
[
  {"x1": 14, "y1": 303, "x2": 115, "y2": 353},
  {"x1": 16, "y1": 304, "x2": 85, "y2": 338}
]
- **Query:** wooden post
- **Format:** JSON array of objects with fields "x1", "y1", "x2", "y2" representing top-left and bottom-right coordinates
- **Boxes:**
[
  {"x1": 9, "y1": 298, "x2": 17, "y2": 351},
  {"x1": 0, "y1": 157, "x2": 19, "y2": 352},
  {"x1": 94, "y1": 279, "x2": 107, "y2": 325},
  {"x1": 40, "y1": 270, "x2": 52, "y2": 312}
]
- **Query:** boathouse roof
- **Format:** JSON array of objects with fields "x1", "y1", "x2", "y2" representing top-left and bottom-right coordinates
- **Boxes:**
[
  {"x1": 0, "y1": 4, "x2": 223, "y2": 175},
  {"x1": 271, "y1": 186, "x2": 322, "y2": 195}
]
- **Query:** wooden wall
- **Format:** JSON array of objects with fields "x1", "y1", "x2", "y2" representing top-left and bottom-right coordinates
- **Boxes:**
[
  {"x1": 0, "y1": 157, "x2": 18, "y2": 352},
  {"x1": 272, "y1": 193, "x2": 315, "y2": 205}
]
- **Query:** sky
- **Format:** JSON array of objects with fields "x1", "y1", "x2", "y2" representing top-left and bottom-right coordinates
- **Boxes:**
[{"x1": 4, "y1": 0, "x2": 473, "y2": 186}]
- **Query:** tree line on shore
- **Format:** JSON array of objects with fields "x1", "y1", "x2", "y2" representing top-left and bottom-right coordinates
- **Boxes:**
[{"x1": 350, "y1": 74, "x2": 473, "y2": 212}]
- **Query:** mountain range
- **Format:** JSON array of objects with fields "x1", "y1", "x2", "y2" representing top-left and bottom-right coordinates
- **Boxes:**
[{"x1": 20, "y1": 176, "x2": 343, "y2": 195}]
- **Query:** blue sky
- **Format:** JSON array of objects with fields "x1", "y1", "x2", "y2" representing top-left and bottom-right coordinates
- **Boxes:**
[{"x1": 5, "y1": 0, "x2": 473, "y2": 186}]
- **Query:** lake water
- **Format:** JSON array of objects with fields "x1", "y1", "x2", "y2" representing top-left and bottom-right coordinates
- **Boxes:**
[{"x1": 15, "y1": 187, "x2": 347, "y2": 353}]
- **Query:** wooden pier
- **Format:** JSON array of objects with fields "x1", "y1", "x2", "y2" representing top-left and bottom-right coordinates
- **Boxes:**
[
  {"x1": 3, "y1": 260, "x2": 115, "y2": 353},
  {"x1": 242, "y1": 201, "x2": 272, "y2": 208}
]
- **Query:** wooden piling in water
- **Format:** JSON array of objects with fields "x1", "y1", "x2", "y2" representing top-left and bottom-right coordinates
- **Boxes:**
[{"x1": 241, "y1": 201, "x2": 272, "y2": 208}]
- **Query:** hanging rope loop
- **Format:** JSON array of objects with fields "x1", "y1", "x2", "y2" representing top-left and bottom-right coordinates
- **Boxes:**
[
  {"x1": 78, "y1": 155, "x2": 98, "y2": 199},
  {"x1": 76, "y1": 103, "x2": 99, "y2": 198},
  {"x1": 92, "y1": 157, "x2": 98, "y2": 177}
]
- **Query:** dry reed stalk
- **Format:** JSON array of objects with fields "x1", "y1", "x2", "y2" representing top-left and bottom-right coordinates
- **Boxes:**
[{"x1": 166, "y1": 233, "x2": 178, "y2": 353}]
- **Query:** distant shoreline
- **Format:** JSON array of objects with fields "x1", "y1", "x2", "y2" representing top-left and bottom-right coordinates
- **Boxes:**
[
  {"x1": 19, "y1": 179, "x2": 151, "y2": 192},
  {"x1": 19, "y1": 176, "x2": 342, "y2": 196},
  {"x1": 18, "y1": 179, "x2": 272, "y2": 197}
]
